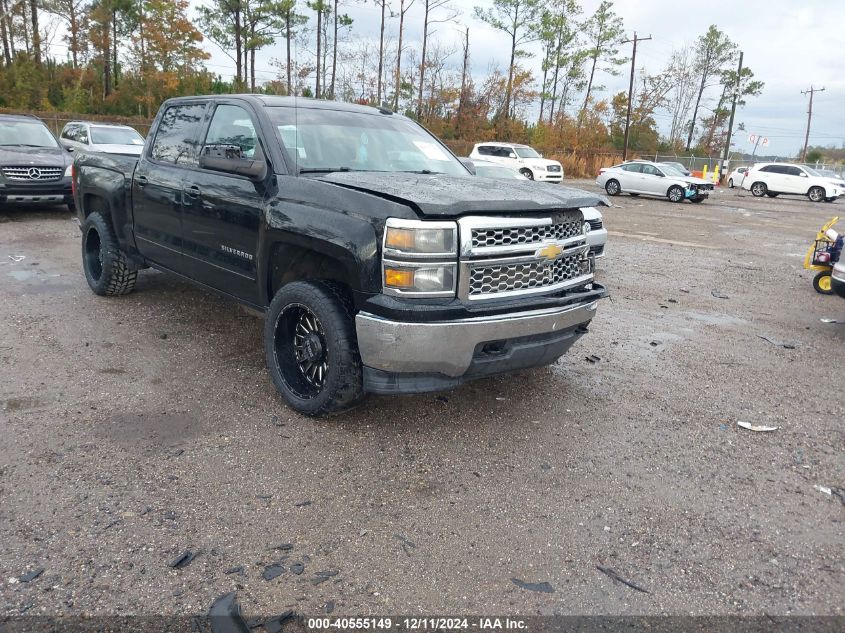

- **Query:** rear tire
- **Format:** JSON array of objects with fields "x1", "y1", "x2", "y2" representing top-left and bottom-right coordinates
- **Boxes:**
[
  {"x1": 813, "y1": 271, "x2": 833, "y2": 295},
  {"x1": 667, "y1": 185, "x2": 685, "y2": 203},
  {"x1": 808, "y1": 186, "x2": 826, "y2": 203},
  {"x1": 728, "y1": 178, "x2": 734, "y2": 188},
  {"x1": 750, "y1": 182, "x2": 767, "y2": 197},
  {"x1": 265, "y1": 281, "x2": 364, "y2": 416},
  {"x1": 604, "y1": 179, "x2": 621, "y2": 196},
  {"x1": 81, "y1": 211, "x2": 137, "y2": 296}
]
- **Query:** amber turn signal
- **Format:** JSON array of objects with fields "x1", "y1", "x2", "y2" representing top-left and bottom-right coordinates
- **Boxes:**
[{"x1": 384, "y1": 267, "x2": 415, "y2": 288}]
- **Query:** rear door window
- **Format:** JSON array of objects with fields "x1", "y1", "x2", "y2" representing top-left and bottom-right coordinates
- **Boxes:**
[
  {"x1": 622, "y1": 163, "x2": 643, "y2": 173},
  {"x1": 150, "y1": 103, "x2": 207, "y2": 166}
]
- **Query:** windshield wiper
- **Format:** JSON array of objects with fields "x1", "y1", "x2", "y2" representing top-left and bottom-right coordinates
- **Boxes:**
[
  {"x1": 401, "y1": 169, "x2": 441, "y2": 175},
  {"x1": 0, "y1": 143, "x2": 53, "y2": 148},
  {"x1": 298, "y1": 166, "x2": 357, "y2": 174}
]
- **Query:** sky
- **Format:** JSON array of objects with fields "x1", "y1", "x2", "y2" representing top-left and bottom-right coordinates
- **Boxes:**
[{"x1": 49, "y1": 0, "x2": 845, "y2": 157}]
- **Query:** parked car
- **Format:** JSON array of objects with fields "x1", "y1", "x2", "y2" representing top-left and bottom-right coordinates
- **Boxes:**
[
  {"x1": 469, "y1": 158, "x2": 606, "y2": 259},
  {"x1": 60, "y1": 121, "x2": 145, "y2": 156},
  {"x1": 727, "y1": 166, "x2": 748, "y2": 188},
  {"x1": 470, "y1": 158, "x2": 528, "y2": 180},
  {"x1": 469, "y1": 142, "x2": 563, "y2": 182},
  {"x1": 832, "y1": 260, "x2": 845, "y2": 299},
  {"x1": 742, "y1": 163, "x2": 841, "y2": 202},
  {"x1": 0, "y1": 114, "x2": 74, "y2": 209},
  {"x1": 73, "y1": 95, "x2": 609, "y2": 416},
  {"x1": 596, "y1": 160, "x2": 714, "y2": 203},
  {"x1": 659, "y1": 161, "x2": 691, "y2": 176}
]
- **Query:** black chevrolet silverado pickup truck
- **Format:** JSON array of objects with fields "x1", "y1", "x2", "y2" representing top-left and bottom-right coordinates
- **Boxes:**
[{"x1": 73, "y1": 95, "x2": 608, "y2": 415}]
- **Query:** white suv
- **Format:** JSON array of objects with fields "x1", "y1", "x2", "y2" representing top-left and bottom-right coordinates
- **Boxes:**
[
  {"x1": 742, "y1": 163, "x2": 841, "y2": 202},
  {"x1": 469, "y1": 142, "x2": 563, "y2": 182}
]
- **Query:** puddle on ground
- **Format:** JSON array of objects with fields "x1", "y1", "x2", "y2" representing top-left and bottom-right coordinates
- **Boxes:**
[{"x1": 97, "y1": 412, "x2": 201, "y2": 446}]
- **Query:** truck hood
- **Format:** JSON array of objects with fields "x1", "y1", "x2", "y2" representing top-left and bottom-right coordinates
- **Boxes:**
[
  {"x1": 317, "y1": 172, "x2": 607, "y2": 216},
  {"x1": 0, "y1": 145, "x2": 71, "y2": 167}
]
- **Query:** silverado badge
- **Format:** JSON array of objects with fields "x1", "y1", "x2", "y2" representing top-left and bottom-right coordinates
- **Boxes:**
[{"x1": 536, "y1": 244, "x2": 563, "y2": 261}]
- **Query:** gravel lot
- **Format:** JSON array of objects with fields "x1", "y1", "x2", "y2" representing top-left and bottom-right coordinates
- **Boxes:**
[{"x1": 1, "y1": 181, "x2": 843, "y2": 618}]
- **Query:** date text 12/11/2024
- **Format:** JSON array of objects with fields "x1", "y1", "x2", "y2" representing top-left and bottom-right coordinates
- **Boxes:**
[{"x1": 307, "y1": 618, "x2": 528, "y2": 631}]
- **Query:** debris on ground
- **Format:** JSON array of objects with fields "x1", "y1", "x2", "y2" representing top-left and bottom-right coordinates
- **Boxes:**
[
  {"x1": 224, "y1": 566, "x2": 244, "y2": 575},
  {"x1": 814, "y1": 485, "x2": 832, "y2": 496},
  {"x1": 8, "y1": 255, "x2": 25, "y2": 262},
  {"x1": 261, "y1": 611, "x2": 295, "y2": 633},
  {"x1": 311, "y1": 570, "x2": 339, "y2": 585},
  {"x1": 820, "y1": 318, "x2": 840, "y2": 324},
  {"x1": 262, "y1": 563, "x2": 285, "y2": 581},
  {"x1": 19, "y1": 568, "x2": 44, "y2": 583},
  {"x1": 584, "y1": 355, "x2": 601, "y2": 364},
  {"x1": 169, "y1": 550, "x2": 196, "y2": 569},
  {"x1": 324, "y1": 601, "x2": 335, "y2": 614},
  {"x1": 737, "y1": 421, "x2": 778, "y2": 432},
  {"x1": 394, "y1": 534, "x2": 416, "y2": 555},
  {"x1": 294, "y1": 500, "x2": 312, "y2": 507},
  {"x1": 208, "y1": 591, "x2": 250, "y2": 633},
  {"x1": 679, "y1": 288, "x2": 690, "y2": 293},
  {"x1": 268, "y1": 543, "x2": 294, "y2": 551},
  {"x1": 711, "y1": 290, "x2": 729, "y2": 299},
  {"x1": 758, "y1": 335, "x2": 799, "y2": 349},
  {"x1": 290, "y1": 563, "x2": 304, "y2": 575},
  {"x1": 650, "y1": 340, "x2": 660, "y2": 347},
  {"x1": 511, "y1": 578, "x2": 554, "y2": 593},
  {"x1": 596, "y1": 565, "x2": 650, "y2": 594}
]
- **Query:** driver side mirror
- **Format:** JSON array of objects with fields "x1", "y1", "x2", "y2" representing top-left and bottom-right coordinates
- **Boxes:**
[
  {"x1": 799, "y1": 172, "x2": 808, "y2": 177},
  {"x1": 508, "y1": 152, "x2": 517, "y2": 159},
  {"x1": 65, "y1": 146, "x2": 74, "y2": 152},
  {"x1": 199, "y1": 144, "x2": 266, "y2": 179}
]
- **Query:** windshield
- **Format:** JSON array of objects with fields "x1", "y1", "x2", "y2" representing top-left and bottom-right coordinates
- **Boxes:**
[
  {"x1": 475, "y1": 164, "x2": 524, "y2": 179},
  {"x1": 267, "y1": 107, "x2": 468, "y2": 176},
  {"x1": 661, "y1": 164, "x2": 687, "y2": 177},
  {"x1": 514, "y1": 147, "x2": 541, "y2": 159},
  {"x1": 90, "y1": 126, "x2": 144, "y2": 146},
  {"x1": 0, "y1": 120, "x2": 59, "y2": 148}
]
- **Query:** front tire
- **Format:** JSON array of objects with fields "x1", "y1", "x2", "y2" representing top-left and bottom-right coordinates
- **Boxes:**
[
  {"x1": 81, "y1": 211, "x2": 137, "y2": 296},
  {"x1": 520, "y1": 169, "x2": 534, "y2": 180},
  {"x1": 265, "y1": 281, "x2": 364, "y2": 416},
  {"x1": 604, "y1": 179, "x2": 621, "y2": 196},
  {"x1": 728, "y1": 178, "x2": 734, "y2": 188},
  {"x1": 808, "y1": 186, "x2": 826, "y2": 203},
  {"x1": 667, "y1": 185, "x2": 685, "y2": 203},
  {"x1": 750, "y1": 182, "x2": 767, "y2": 197},
  {"x1": 813, "y1": 271, "x2": 833, "y2": 295}
]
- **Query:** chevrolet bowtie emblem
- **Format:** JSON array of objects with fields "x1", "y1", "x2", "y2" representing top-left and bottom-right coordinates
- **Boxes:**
[{"x1": 536, "y1": 244, "x2": 563, "y2": 261}]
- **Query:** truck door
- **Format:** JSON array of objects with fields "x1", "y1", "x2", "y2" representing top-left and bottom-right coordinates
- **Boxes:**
[
  {"x1": 132, "y1": 102, "x2": 207, "y2": 272},
  {"x1": 180, "y1": 102, "x2": 264, "y2": 304}
]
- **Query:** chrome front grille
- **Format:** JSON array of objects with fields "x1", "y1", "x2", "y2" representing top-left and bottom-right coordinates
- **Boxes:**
[
  {"x1": 2, "y1": 166, "x2": 64, "y2": 181},
  {"x1": 457, "y1": 212, "x2": 593, "y2": 301},
  {"x1": 469, "y1": 253, "x2": 585, "y2": 297}
]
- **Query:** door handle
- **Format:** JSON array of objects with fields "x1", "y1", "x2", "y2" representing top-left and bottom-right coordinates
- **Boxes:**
[
  {"x1": 136, "y1": 175, "x2": 148, "y2": 187},
  {"x1": 184, "y1": 184, "x2": 201, "y2": 198}
]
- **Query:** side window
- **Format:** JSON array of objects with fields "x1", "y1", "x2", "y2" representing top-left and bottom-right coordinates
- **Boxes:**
[
  {"x1": 641, "y1": 165, "x2": 660, "y2": 176},
  {"x1": 61, "y1": 125, "x2": 74, "y2": 140},
  {"x1": 787, "y1": 166, "x2": 803, "y2": 176},
  {"x1": 204, "y1": 104, "x2": 258, "y2": 158},
  {"x1": 150, "y1": 104, "x2": 207, "y2": 165},
  {"x1": 477, "y1": 146, "x2": 493, "y2": 156},
  {"x1": 499, "y1": 147, "x2": 515, "y2": 158},
  {"x1": 623, "y1": 163, "x2": 642, "y2": 173},
  {"x1": 759, "y1": 165, "x2": 775, "y2": 173},
  {"x1": 78, "y1": 126, "x2": 89, "y2": 144}
]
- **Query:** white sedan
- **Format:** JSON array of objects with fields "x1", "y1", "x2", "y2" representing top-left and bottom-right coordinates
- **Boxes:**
[{"x1": 597, "y1": 160, "x2": 714, "y2": 203}]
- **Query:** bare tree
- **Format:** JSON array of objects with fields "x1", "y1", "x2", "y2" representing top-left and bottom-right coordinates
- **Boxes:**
[
  {"x1": 392, "y1": 0, "x2": 414, "y2": 110},
  {"x1": 416, "y1": 0, "x2": 458, "y2": 120}
]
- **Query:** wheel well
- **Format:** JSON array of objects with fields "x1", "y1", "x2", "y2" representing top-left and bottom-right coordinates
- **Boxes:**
[
  {"x1": 808, "y1": 185, "x2": 825, "y2": 195},
  {"x1": 268, "y1": 244, "x2": 352, "y2": 299},
  {"x1": 82, "y1": 193, "x2": 108, "y2": 218}
]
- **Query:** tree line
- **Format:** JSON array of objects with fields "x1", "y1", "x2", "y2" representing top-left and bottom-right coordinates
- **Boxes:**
[{"x1": 0, "y1": 0, "x2": 763, "y2": 159}]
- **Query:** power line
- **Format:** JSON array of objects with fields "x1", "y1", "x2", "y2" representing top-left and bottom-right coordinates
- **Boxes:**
[
  {"x1": 621, "y1": 32, "x2": 651, "y2": 161},
  {"x1": 800, "y1": 85, "x2": 825, "y2": 161}
]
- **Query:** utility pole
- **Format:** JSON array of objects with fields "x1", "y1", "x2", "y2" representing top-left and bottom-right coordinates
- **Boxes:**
[
  {"x1": 801, "y1": 86, "x2": 825, "y2": 162},
  {"x1": 621, "y1": 32, "x2": 651, "y2": 161},
  {"x1": 721, "y1": 51, "x2": 743, "y2": 178}
]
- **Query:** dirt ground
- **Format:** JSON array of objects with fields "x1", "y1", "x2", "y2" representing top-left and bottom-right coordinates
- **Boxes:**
[{"x1": 1, "y1": 181, "x2": 843, "y2": 619}]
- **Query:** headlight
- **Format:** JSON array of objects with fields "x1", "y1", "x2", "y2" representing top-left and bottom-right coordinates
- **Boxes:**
[
  {"x1": 384, "y1": 219, "x2": 457, "y2": 256},
  {"x1": 533, "y1": 164, "x2": 547, "y2": 171},
  {"x1": 64, "y1": 164, "x2": 73, "y2": 177},
  {"x1": 382, "y1": 218, "x2": 458, "y2": 297},
  {"x1": 383, "y1": 263, "x2": 456, "y2": 294}
]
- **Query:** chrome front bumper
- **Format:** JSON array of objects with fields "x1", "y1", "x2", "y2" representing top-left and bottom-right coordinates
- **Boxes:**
[{"x1": 355, "y1": 299, "x2": 598, "y2": 378}]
